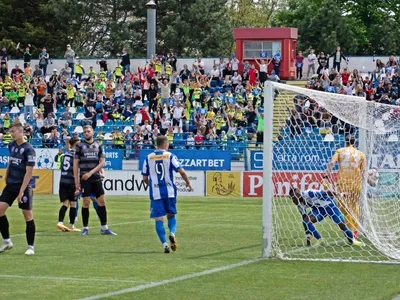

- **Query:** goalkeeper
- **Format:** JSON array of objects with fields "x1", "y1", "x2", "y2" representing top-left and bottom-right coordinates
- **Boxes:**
[
  {"x1": 289, "y1": 188, "x2": 363, "y2": 247},
  {"x1": 324, "y1": 136, "x2": 366, "y2": 239}
]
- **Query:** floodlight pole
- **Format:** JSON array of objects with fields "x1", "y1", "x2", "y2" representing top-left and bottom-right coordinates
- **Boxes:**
[{"x1": 146, "y1": 0, "x2": 157, "y2": 59}]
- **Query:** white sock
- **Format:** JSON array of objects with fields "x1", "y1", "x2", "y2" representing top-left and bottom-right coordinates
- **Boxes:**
[
  {"x1": 101, "y1": 225, "x2": 109, "y2": 230},
  {"x1": 162, "y1": 242, "x2": 169, "y2": 248},
  {"x1": 27, "y1": 245, "x2": 34, "y2": 250},
  {"x1": 58, "y1": 222, "x2": 63, "y2": 225},
  {"x1": 4, "y1": 238, "x2": 11, "y2": 243},
  {"x1": 83, "y1": 226, "x2": 89, "y2": 230},
  {"x1": 70, "y1": 224, "x2": 75, "y2": 229}
]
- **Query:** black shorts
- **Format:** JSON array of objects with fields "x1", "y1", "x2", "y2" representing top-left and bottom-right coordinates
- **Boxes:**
[
  {"x1": 81, "y1": 180, "x2": 104, "y2": 198},
  {"x1": 59, "y1": 183, "x2": 77, "y2": 202},
  {"x1": 0, "y1": 184, "x2": 33, "y2": 210},
  {"x1": 173, "y1": 118, "x2": 180, "y2": 126}
]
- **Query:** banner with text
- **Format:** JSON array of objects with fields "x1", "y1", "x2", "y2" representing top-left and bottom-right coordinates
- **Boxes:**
[
  {"x1": 0, "y1": 169, "x2": 53, "y2": 194},
  {"x1": 243, "y1": 171, "x2": 336, "y2": 197},
  {"x1": 104, "y1": 149, "x2": 123, "y2": 170},
  {"x1": 206, "y1": 171, "x2": 241, "y2": 197},
  {"x1": 139, "y1": 150, "x2": 231, "y2": 171},
  {"x1": 53, "y1": 170, "x2": 205, "y2": 196}
]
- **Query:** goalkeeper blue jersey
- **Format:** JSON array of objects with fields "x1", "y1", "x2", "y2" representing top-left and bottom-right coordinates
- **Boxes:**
[{"x1": 301, "y1": 189, "x2": 336, "y2": 208}]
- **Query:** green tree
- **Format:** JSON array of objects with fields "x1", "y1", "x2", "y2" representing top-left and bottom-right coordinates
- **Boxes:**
[
  {"x1": 228, "y1": 0, "x2": 279, "y2": 28},
  {"x1": 273, "y1": 0, "x2": 369, "y2": 55}
]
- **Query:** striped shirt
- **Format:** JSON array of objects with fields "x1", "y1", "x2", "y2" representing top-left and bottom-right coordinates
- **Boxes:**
[
  {"x1": 60, "y1": 150, "x2": 75, "y2": 185},
  {"x1": 74, "y1": 140, "x2": 104, "y2": 182},
  {"x1": 7, "y1": 141, "x2": 36, "y2": 184},
  {"x1": 141, "y1": 150, "x2": 182, "y2": 201}
]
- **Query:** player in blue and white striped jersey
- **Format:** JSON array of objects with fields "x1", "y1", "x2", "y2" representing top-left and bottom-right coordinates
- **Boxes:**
[
  {"x1": 142, "y1": 136, "x2": 192, "y2": 253},
  {"x1": 289, "y1": 188, "x2": 363, "y2": 247}
]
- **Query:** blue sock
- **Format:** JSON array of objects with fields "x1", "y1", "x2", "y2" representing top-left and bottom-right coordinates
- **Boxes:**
[
  {"x1": 302, "y1": 222, "x2": 311, "y2": 236},
  {"x1": 155, "y1": 220, "x2": 167, "y2": 244},
  {"x1": 92, "y1": 201, "x2": 100, "y2": 218},
  {"x1": 342, "y1": 225, "x2": 354, "y2": 243},
  {"x1": 303, "y1": 221, "x2": 321, "y2": 240},
  {"x1": 167, "y1": 216, "x2": 177, "y2": 234}
]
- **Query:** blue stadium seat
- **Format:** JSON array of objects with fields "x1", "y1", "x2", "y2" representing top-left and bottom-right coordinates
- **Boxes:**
[{"x1": 76, "y1": 107, "x2": 85, "y2": 113}]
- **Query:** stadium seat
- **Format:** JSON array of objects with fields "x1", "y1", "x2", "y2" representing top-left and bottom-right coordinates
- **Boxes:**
[
  {"x1": 123, "y1": 126, "x2": 133, "y2": 133},
  {"x1": 97, "y1": 119, "x2": 104, "y2": 127},
  {"x1": 76, "y1": 107, "x2": 85, "y2": 113},
  {"x1": 104, "y1": 133, "x2": 113, "y2": 140},
  {"x1": 76, "y1": 113, "x2": 85, "y2": 120},
  {"x1": 57, "y1": 107, "x2": 65, "y2": 113},
  {"x1": 69, "y1": 107, "x2": 76, "y2": 113},
  {"x1": 114, "y1": 120, "x2": 123, "y2": 126},
  {"x1": 105, "y1": 120, "x2": 113, "y2": 126},
  {"x1": 74, "y1": 126, "x2": 83, "y2": 133}
]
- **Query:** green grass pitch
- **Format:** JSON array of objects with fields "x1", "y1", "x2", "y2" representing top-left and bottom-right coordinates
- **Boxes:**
[{"x1": 1, "y1": 195, "x2": 399, "y2": 300}]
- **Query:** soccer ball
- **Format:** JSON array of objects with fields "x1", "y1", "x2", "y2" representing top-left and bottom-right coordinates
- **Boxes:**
[{"x1": 36, "y1": 149, "x2": 55, "y2": 169}]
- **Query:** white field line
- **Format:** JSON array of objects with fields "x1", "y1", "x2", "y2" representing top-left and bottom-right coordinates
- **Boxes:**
[
  {"x1": 10, "y1": 220, "x2": 151, "y2": 237},
  {"x1": 76, "y1": 258, "x2": 263, "y2": 300},
  {"x1": 0, "y1": 274, "x2": 146, "y2": 284}
]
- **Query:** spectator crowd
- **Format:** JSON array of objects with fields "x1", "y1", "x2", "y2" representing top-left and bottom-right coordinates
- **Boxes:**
[{"x1": 0, "y1": 43, "x2": 268, "y2": 156}]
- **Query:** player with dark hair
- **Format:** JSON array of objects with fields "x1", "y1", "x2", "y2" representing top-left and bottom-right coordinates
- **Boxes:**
[
  {"x1": 289, "y1": 187, "x2": 363, "y2": 247},
  {"x1": 57, "y1": 137, "x2": 81, "y2": 232},
  {"x1": 0, "y1": 122, "x2": 36, "y2": 255},
  {"x1": 142, "y1": 135, "x2": 192, "y2": 253},
  {"x1": 73, "y1": 125, "x2": 116, "y2": 236}
]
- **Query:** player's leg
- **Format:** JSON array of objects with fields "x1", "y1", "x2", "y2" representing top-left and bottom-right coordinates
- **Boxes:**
[
  {"x1": 20, "y1": 186, "x2": 35, "y2": 255},
  {"x1": 57, "y1": 200, "x2": 72, "y2": 232},
  {"x1": 0, "y1": 200, "x2": 12, "y2": 253},
  {"x1": 91, "y1": 195, "x2": 100, "y2": 219},
  {"x1": 80, "y1": 181, "x2": 92, "y2": 235},
  {"x1": 95, "y1": 182, "x2": 116, "y2": 235},
  {"x1": 151, "y1": 199, "x2": 170, "y2": 253},
  {"x1": 69, "y1": 198, "x2": 80, "y2": 232},
  {"x1": 302, "y1": 207, "x2": 325, "y2": 246},
  {"x1": 349, "y1": 187, "x2": 361, "y2": 239},
  {"x1": 166, "y1": 198, "x2": 178, "y2": 251},
  {"x1": 337, "y1": 184, "x2": 359, "y2": 237},
  {"x1": 327, "y1": 205, "x2": 362, "y2": 245}
]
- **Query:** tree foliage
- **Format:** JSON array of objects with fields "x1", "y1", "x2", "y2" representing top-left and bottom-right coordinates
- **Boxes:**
[
  {"x1": 0, "y1": 0, "x2": 398, "y2": 58},
  {"x1": 273, "y1": 0, "x2": 400, "y2": 55}
]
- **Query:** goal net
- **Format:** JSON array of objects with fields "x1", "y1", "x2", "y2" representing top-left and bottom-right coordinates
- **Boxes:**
[{"x1": 262, "y1": 81, "x2": 400, "y2": 264}]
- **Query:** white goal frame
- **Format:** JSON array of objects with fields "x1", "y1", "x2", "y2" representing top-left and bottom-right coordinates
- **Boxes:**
[{"x1": 261, "y1": 81, "x2": 400, "y2": 264}]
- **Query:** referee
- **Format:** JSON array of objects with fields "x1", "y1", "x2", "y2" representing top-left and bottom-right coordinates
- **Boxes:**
[{"x1": 0, "y1": 122, "x2": 36, "y2": 255}]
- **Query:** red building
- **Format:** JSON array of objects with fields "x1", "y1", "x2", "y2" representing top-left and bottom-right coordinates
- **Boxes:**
[{"x1": 233, "y1": 28, "x2": 298, "y2": 80}]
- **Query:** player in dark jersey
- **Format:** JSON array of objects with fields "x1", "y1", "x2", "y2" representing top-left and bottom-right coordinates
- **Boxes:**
[
  {"x1": 0, "y1": 122, "x2": 36, "y2": 255},
  {"x1": 74, "y1": 125, "x2": 116, "y2": 236},
  {"x1": 57, "y1": 137, "x2": 81, "y2": 232}
]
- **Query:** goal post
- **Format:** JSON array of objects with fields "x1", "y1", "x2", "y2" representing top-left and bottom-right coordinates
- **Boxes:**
[
  {"x1": 262, "y1": 81, "x2": 274, "y2": 258},
  {"x1": 262, "y1": 81, "x2": 400, "y2": 263}
]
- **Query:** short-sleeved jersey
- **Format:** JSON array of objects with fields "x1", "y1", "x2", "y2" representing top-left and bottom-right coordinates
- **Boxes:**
[
  {"x1": 332, "y1": 146, "x2": 366, "y2": 184},
  {"x1": 301, "y1": 189, "x2": 336, "y2": 208},
  {"x1": 7, "y1": 141, "x2": 36, "y2": 185},
  {"x1": 74, "y1": 140, "x2": 105, "y2": 182},
  {"x1": 141, "y1": 150, "x2": 182, "y2": 201},
  {"x1": 60, "y1": 150, "x2": 75, "y2": 185}
]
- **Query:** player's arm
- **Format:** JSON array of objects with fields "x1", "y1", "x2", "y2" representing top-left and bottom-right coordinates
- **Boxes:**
[
  {"x1": 18, "y1": 166, "x2": 33, "y2": 203},
  {"x1": 325, "y1": 151, "x2": 339, "y2": 178},
  {"x1": 141, "y1": 157, "x2": 149, "y2": 185},
  {"x1": 84, "y1": 157, "x2": 105, "y2": 180},
  {"x1": 18, "y1": 149, "x2": 36, "y2": 203},
  {"x1": 178, "y1": 168, "x2": 192, "y2": 191},
  {"x1": 73, "y1": 144, "x2": 81, "y2": 189}
]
